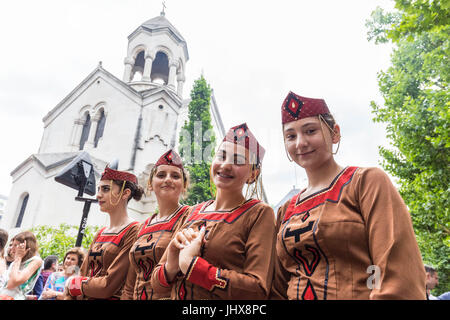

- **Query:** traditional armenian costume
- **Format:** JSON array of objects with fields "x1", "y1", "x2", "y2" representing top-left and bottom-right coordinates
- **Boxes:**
[
  {"x1": 271, "y1": 91, "x2": 426, "y2": 300},
  {"x1": 67, "y1": 167, "x2": 140, "y2": 300},
  {"x1": 122, "y1": 150, "x2": 191, "y2": 300},
  {"x1": 151, "y1": 124, "x2": 277, "y2": 300}
]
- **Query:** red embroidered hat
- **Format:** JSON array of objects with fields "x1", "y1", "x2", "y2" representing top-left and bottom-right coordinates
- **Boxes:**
[
  {"x1": 222, "y1": 123, "x2": 265, "y2": 165},
  {"x1": 155, "y1": 149, "x2": 184, "y2": 170},
  {"x1": 281, "y1": 91, "x2": 330, "y2": 124},
  {"x1": 101, "y1": 167, "x2": 137, "y2": 184}
]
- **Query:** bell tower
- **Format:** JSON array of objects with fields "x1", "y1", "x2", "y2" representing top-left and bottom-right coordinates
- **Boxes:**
[{"x1": 123, "y1": 11, "x2": 188, "y2": 97}]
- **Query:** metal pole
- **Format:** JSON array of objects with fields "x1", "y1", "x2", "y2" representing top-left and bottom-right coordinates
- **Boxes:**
[{"x1": 75, "y1": 197, "x2": 96, "y2": 247}]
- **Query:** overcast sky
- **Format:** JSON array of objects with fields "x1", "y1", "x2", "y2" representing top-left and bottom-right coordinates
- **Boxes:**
[{"x1": 0, "y1": 0, "x2": 396, "y2": 206}]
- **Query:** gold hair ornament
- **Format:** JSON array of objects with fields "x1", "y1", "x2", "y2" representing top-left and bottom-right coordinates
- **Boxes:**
[
  {"x1": 245, "y1": 165, "x2": 262, "y2": 200},
  {"x1": 209, "y1": 167, "x2": 217, "y2": 199},
  {"x1": 318, "y1": 114, "x2": 341, "y2": 155},
  {"x1": 109, "y1": 180, "x2": 126, "y2": 206}
]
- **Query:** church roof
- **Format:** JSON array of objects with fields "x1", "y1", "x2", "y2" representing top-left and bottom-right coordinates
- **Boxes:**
[
  {"x1": 128, "y1": 14, "x2": 189, "y2": 61},
  {"x1": 34, "y1": 152, "x2": 79, "y2": 170},
  {"x1": 140, "y1": 85, "x2": 182, "y2": 103},
  {"x1": 42, "y1": 63, "x2": 142, "y2": 127},
  {"x1": 140, "y1": 14, "x2": 186, "y2": 43},
  {"x1": 10, "y1": 151, "x2": 109, "y2": 180}
]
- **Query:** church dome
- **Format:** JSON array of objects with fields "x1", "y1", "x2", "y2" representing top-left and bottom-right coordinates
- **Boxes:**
[
  {"x1": 124, "y1": 12, "x2": 189, "y2": 91},
  {"x1": 137, "y1": 13, "x2": 186, "y2": 43}
]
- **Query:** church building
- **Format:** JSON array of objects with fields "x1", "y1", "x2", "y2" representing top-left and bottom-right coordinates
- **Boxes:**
[{"x1": 1, "y1": 12, "x2": 227, "y2": 233}]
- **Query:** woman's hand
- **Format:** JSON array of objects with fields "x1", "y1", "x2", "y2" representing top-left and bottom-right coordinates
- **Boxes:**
[
  {"x1": 165, "y1": 228, "x2": 199, "y2": 281},
  {"x1": 14, "y1": 241, "x2": 29, "y2": 261},
  {"x1": 179, "y1": 226, "x2": 206, "y2": 274},
  {"x1": 40, "y1": 289, "x2": 51, "y2": 299},
  {"x1": 41, "y1": 289, "x2": 59, "y2": 300}
]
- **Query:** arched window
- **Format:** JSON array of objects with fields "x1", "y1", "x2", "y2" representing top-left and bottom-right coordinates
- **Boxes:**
[
  {"x1": 131, "y1": 71, "x2": 143, "y2": 82},
  {"x1": 131, "y1": 51, "x2": 145, "y2": 81},
  {"x1": 15, "y1": 194, "x2": 29, "y2": 228},
  {"x1": 150, "y1": 51, "x2": 169, "y2": 84},
  {"x1": 94, "y1": 109, "x2": 106, "y2": 147},
  {"x1": 79, "y1": 112, "x2": 91, "y2": 150}
]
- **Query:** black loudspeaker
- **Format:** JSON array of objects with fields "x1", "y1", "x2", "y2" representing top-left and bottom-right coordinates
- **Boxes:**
[{"x1": 54, "y1": 152, "x2": 96, "y2": 196}]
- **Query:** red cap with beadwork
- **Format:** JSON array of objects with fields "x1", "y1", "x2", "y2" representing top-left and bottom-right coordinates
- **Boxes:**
[
  {"x1": 281, "y1": 91, "x2": 330, "y2": 124},
  {"x1": 155, "y1": 149, "x2": 184, "y2": 170},
  {"x1": 101, "y1": 167, "x2": 137, "y2": 184},
  {"x1": 222, "y1": 123, "x2": 265, "y2": 166}
]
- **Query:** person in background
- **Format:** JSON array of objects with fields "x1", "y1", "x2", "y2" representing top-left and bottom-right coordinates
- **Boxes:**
[
  {"x1": 0, "y1": 231, "x2": 43, "y2": 300},
  {"x1": 437, "y1": 291, "x2": 450, "y2": 300},
  {"x1": 40, "y1": 248, "x2": 85, "y2": 300},
  {"x1": 32, "y1": 255, "x2": 58, "y2": 299},
  {"x1": 425, "y1": 265, "x2": 439, "y2": 300},
  {"x1": 0, "y1": 229, "x2": 9, "y2": 288},
  {"x1": 4, "y1": 241, "x2": 14, "y2": 268}
]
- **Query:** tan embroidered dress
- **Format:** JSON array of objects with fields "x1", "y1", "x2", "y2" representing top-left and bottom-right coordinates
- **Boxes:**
[
  {"x1": 271, "y1": 167, "x2": 426, "y2": 300},
  {"x1": 77, "y1": 221, "x2": 139, "y2": 300},
  {"x1": 122, "y1": 205, "x2": 190, "y2": 300},
  {"x1": 152, "y1": 199, "x2": 277, "y2": 300}
]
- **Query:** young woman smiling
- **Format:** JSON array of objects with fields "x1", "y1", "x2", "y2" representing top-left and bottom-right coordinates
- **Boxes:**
[
  {"x1": 122, "y1": 150, "x2": 191, "y2": 300},
  {"x1": 271, "y1": 91, "x2": 426, "y2": 300},
  {"x1": 151, "y1": 123, "x2": 276, "y2": 300},
  {"x1": 66, "y1": 167, "x2": 142, "y2": 300}
]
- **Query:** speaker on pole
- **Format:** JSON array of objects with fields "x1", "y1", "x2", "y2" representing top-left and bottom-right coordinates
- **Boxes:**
[{"x1": 54, "y1": 152, "x2": 97, "y2": 246}]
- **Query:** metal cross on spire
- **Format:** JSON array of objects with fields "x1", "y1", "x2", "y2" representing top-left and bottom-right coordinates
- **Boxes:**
[{"x1": 161, "y1": 1, "x2": 167, "y2": 16}]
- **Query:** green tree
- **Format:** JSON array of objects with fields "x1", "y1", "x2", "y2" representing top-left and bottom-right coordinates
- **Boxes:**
[
  {"x1": 179, "y1": 75, "x2": 216, "y2": 205},
  {"x1": 366, "y1": 1, "x2": 450, "y2": 294},
  {"x1": 31, "y1": 223, "x2": 99, "y2": 262}
]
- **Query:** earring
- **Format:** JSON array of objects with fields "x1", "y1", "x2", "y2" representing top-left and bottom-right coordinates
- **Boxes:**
[
  {"x1": 318, "y1": 114, "x2": 341, "y2": 156},
  {"x1": 244, "y1": 182, "x2": 251, "y2": 200},
  {"x1": 146, "y1": 178, "x2": 152, "y2": 195},
  {"x1": 209, "y1": 169, "x2": 216, "y2": 199},
  {"x1": 332, "y1": 139, "x2": 341, "y2": 155},
  {"x1": 250, "y1": 178, "x2": 257, "y2": 200},
  {"x1": 246, "y1": 173, "x2": 262, "y2": 200},
  {"x1": 255, "y1": 175, "x2": 262, "y2": 200}
]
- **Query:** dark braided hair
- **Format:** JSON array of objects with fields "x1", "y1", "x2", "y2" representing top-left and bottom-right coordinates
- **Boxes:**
[{"x1": 112, "y1": 180, "x2": 145, "y2": 202}]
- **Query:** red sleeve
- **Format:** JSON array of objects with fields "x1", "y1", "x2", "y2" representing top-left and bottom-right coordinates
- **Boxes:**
[{"x1": 184, "y1": 257, "x2": 228, "y2": 291}]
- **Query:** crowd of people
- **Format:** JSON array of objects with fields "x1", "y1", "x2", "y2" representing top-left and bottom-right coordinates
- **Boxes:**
[{"x1": 0, "y1": 92, "x2": 447, "y2": 300}]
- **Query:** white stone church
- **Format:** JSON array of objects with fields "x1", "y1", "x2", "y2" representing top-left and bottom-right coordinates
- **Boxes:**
[{"x1": 1, "y1": 12, "x2": 232, "y2": 234}]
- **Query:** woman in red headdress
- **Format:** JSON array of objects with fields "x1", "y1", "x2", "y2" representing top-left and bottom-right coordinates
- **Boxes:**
[
  {"x1": 271, "y1": 91, "x2": 426, "y2": 300},
  {"x1": 151, "y1": 123, "x2": 277, "y2": 300},
  {"x1": 121, "y1": 149, "x2": 191, "y2": 300},
  {"x1": 65, "y1": 167, "x2": 143, "y2": 300}
]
